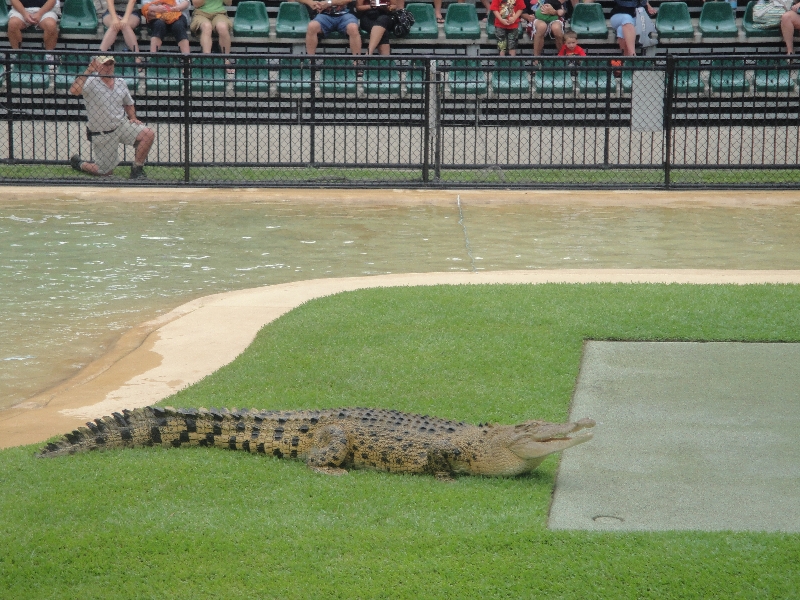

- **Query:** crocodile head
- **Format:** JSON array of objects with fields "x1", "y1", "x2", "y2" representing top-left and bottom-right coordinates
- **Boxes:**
[{"x1": 465, "y1": 417, "x2": 595, "y2": 477}]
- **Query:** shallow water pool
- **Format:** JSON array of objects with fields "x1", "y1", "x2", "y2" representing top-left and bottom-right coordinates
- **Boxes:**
[{"x1": 2, "y1": 196, "x2": 800, "y2": 411}]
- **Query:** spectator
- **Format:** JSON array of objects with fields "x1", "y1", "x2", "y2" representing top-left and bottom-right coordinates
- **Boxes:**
[
  {"x1": 433, "y1": 0, "x2": 491, "y2": 24},
  {"x1": 490, "y1": 0, "x2": 525, "y2": 55},
  {"x1": 190, "y1": 0, "x2": 233, "y2": 58},
  {"x1": 95, "y1": 0, "x2": 142, "y2": 56},
  {"x1": 610, "y1": 0, "x2": 656, "y2": 56},
  {"x1": 780, "y1": 1, "x2": 800, "y2": 54},
  {"x1": 141, "y1": 0, "x2": 192, "y2": 54},
  {"x1": 558, "y1": 29, "x2": 586, "y2": 57},
  {"x1": 356, "y1": 0, "x2": 395, "y2": 55},
  {"x1": 299, "y1": 0, "x2": 362, "y2": 57},
  {"x1": 68, "y1": 56, "x2": 155, "y2": 179},
  {"x1": 529, "y1": 0, "x2": 566, "y2": 57},
  {"x1": 7, "y1": 0, "x2": 60, "y2": 53}
]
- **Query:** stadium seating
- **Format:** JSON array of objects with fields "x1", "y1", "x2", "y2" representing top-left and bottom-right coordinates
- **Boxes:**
[
  {"x1": 275, "y1": 2, "x2": 309, "y2": 38},
  {"x1": 363, "y1": 59, "x2": 401, "y2": 95},
  {"x1": 233, "y1": 1, "x2": 270, "y2": 38},
  {"x1": 742, "y1": 0, "x2": 780, "y2": 37},
  {"x1": 277, "y1": 58, "x2": 311, "y2": 94},
  {"x1": 655, "y1": 2, "x2": 695, "y2": 39},
  {"x1": 448, "y1": 60, "x2": 487, "y2": 95},
  {"x1": 577, "y1": 68, "x2": 615, "y2": 94},
  {"x1": 0, "y1": 0, "x2": 9, "y2": 32},
  {"x1": 59, "y1": 0, "x2": 99, "y2": 35},
  {"x1": 753, "y1": 59, "x2": 795, "y2": 92},
  {"x1": 672, "y1": 59, "x2": 704, "y2": 93},
  {"x1": 491, "y1": 59, "x2": 530, "y2": 94},
  {"x1": 233, "y1": 57, "x2": 271, "y2": 94},
  {"x1": 144, "y1": 54, "x2": 184, "y2": 93},
  {"x1": 533, "y1": 69, "x2": 573, "y2": 94},
  {"x1": 708, "y1": 58, "x2": 749, "y2": 93},
  {"x1": 444, "y1": 4, "x2": 481, "y2": 40},
  {"x1": 406, "y1": 3, "x2": 439, "y2": 40},
  {"x1": 190, "y1": 56, "x2": 227, "y2": 94},
  {"x1": 405, "y1": 59, "x2": 427, "y2": 95},
  {"x1": 9, "y1": 53, "x2": 49, "y2": 91},
  {"x1": 320, "y1": 58, "x2": 357, "y2": 94},
  {"x1": 570, "y1": 3, "x2": 608, "y2": 39},
  {"x1": 698, "y1": 1, "x2": 738, "y2": 37}
]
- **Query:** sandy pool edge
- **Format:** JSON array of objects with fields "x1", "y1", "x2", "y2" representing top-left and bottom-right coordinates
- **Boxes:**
[{"x1": 2, "y1": 268, "x2": 800, "y2": 450}]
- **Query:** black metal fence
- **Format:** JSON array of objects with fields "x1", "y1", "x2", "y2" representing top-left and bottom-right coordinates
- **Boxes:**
[{"x1": 2, "y1": 50, "x2": 800, "y2": 188}]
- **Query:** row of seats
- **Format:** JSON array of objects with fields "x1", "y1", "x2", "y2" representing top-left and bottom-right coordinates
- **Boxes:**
[
  {"x1": 5, "y1": 54, "x2": 794, "y2": 96},
  {"x1": 0, "y1": 0, "x2": 786, "y2": 45}
]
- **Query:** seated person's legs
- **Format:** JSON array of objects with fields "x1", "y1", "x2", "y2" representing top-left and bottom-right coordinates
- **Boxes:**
[
  {"x1": 550, "y1": 20, "x2": 564, "y2": 51},
  {"x1": 213, "y1": 14, "x2": 233, "y2": 55},
  {"x1": 38, "y1": 12, "x2": 60, "y2": 50},
  {"x1": 609, "y1": 13, "x2": 635, "y2": 56},
  {"x1": 781, "y1": 10, "x2": 800, "y2": 54},
  {"x1": 306, "y1": 17, "x2": 323, "y2": 54},
  {"x1": 149, "y1": 18, "x2": 167, "y2": 51},
  {"x1": 191, "y1": 12, "x2": 214, "y2": 53},
  {"x1": 336, "y1": 13, "x2": 362, "y2": 56},
  {"x1": 170, "y1": 16, "x2": 192, "y2": 54},
  {"x1": 6, "y1": 14, "x2": 28, "y2": 49},
  {"x1": 533, "y1": 20, "x2": 548, "y2": 56}
]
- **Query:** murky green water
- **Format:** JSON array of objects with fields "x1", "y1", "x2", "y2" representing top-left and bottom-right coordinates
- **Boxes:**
[{"x1": 2, "y1": 197, "x2": 800, "y2": 411}]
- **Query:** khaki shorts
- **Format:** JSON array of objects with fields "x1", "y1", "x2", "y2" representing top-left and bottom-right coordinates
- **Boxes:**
[
  {"x1": 91, "y1": 120, "x2": 148, "y2": 175},
  {"x1": 8, "y1": 6, "x2": 61, "y2": 26},
  {"x1": 190, "y1": 10, "x2": 232, "y2": 34}
]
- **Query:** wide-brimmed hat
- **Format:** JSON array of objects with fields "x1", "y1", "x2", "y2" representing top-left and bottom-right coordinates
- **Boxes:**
[{"x1": 95, "y1": 55, "x2": 116, "y2": 64}]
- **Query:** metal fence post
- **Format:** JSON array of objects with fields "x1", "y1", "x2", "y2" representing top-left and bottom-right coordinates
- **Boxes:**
[
  {"x1": 5, "y1": 53, "x2": 14, "y2": 165},
  {"x1": 434, "y1": 65, "x2": 442, "y2": 183},
  {"x1": 422, "y1": 59, "x2": 431, "y2": 184},
  {"x1": 183, "y1": 54, "x2": 191, "y2": 183},
  {"x1": 664, "y1": 54, "x2": 675, "y2": 189},
  {"x1": 603, "y1": 62, "x2": 612, "y2": 168}
]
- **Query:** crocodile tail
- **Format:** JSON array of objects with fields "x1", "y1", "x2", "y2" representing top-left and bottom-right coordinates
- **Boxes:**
[{"x1": 36, "y1": 406, "x2": 223, "y2": 458}]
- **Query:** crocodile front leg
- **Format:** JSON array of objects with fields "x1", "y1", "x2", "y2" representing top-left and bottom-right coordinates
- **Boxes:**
[{"x1": 306, "y1": 425, "x2": 349, "y2": 476}]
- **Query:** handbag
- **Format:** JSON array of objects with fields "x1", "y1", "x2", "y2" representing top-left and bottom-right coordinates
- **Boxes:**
[
  {"x1": 391, "y1": 8, "x2": 415, "y2": 37},
  {"x1": 752, "y1": 0, "x2": 790, "y2": 28},
  {"x1": 141, "y1": 0, "x2": 183, "y2": 25}
]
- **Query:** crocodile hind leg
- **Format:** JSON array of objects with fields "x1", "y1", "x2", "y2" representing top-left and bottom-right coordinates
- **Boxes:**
[{"x1": 306, "y1": 425, "x2": 350, "y2": 476}]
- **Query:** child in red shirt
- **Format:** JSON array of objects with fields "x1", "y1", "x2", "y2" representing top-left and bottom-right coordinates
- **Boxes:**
[
  {"x1": 490, "y1": 0, "x2": 526, "y2": 56},
  {"x1": 557, "y1": 30, "x2": 586, "y2": 57}
]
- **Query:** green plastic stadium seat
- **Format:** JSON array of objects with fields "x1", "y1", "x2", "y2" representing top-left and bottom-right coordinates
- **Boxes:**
[
  {"x1": 363, "y1": 59, "x2": 401, "y2": 95},
  {"x1": 0, "y1": 0, "x2": 9, "y2": 32},
  {"x1": 708, "y1": 59, "x2": 749, "y2": 93},
  {"x1": 443, "y1": 3, "x2": 480, "y2": 39},
  {"x1": 233, "y1": 57, "x2": 271, "y2": 94},
  {"x1": 448, "y1": 59, "x2": 487, "y2": 95},
  {"x1": 275, "y1": 2, "x2": 309, "y2": 38},
  {"x1": 9, "y1": 53, "x2": 49, "y2": 90},
  {"x1": 491, "y1": 59, "x2": 530, "y2": 94},
  {"x1": 533, "y1": 69, "x2": 573, "y2": 94},
  {"x1": 576, "y1": 68, "x2": 615, "y2": 94},
  {"x1": 233, "y1": 1, "x2": 270, "y2": 37},
  {"x1": 144, "y1": 54, "x2": 184, "y2": 93},
  {"x1": 743, "y1": 0, "x2": 780, "y2": 37},
  {"x1": 405, "y1": 59, "x2": 427, "y2": 95},
  {"x1": 570, "y1": 3, "x2": 608, "y2": 39},
  {"x1": 655, "y1": 2, "x2": 694, "y2": 38},
  {"x1": 54, "y1": 54, "x2": 84, "y2": 91},
  {"x1": 320, "y1": 58, "x2": 357, "y2": 94},
  {"x1": 753, "y1": 59, "x2": 794, "y2": 92},
  {"x1": 277, "y1": 58, "x2": 311, "y2": 94},
  {"x1": 60, "y1": 0, "x2": 99, "y2": 34},
  {"x1": 190, "y1": 56, "x2": 227, "y2": 93},
  {"x1": 406, "y1": 3, "x2": 438, "y2": 39},
  {"x1": 672, "y1": 59, "x2": 704, "y2": 94},
  {"x1": 699, "y1": 1, "x2": 738, "y2": 38}
]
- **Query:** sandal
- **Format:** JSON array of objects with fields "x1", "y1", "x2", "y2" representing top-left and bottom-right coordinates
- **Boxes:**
[{"x1": 436, "y1": 16, "x2": 444, "y2": 23}]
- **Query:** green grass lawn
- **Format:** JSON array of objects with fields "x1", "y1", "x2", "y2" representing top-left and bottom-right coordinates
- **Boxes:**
[{"x1": 2, "y1": 284, "x2": 799, "y2": 599}]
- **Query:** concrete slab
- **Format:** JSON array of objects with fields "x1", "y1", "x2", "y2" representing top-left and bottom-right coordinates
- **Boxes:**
[{"x1": 549, "y1": 341, "x2": 800, "y2": 532}]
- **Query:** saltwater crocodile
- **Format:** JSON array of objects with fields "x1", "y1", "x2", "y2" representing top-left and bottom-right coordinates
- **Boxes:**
[{"x1": 38, "y1": 407, "x2": 595, "y2": 477}]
